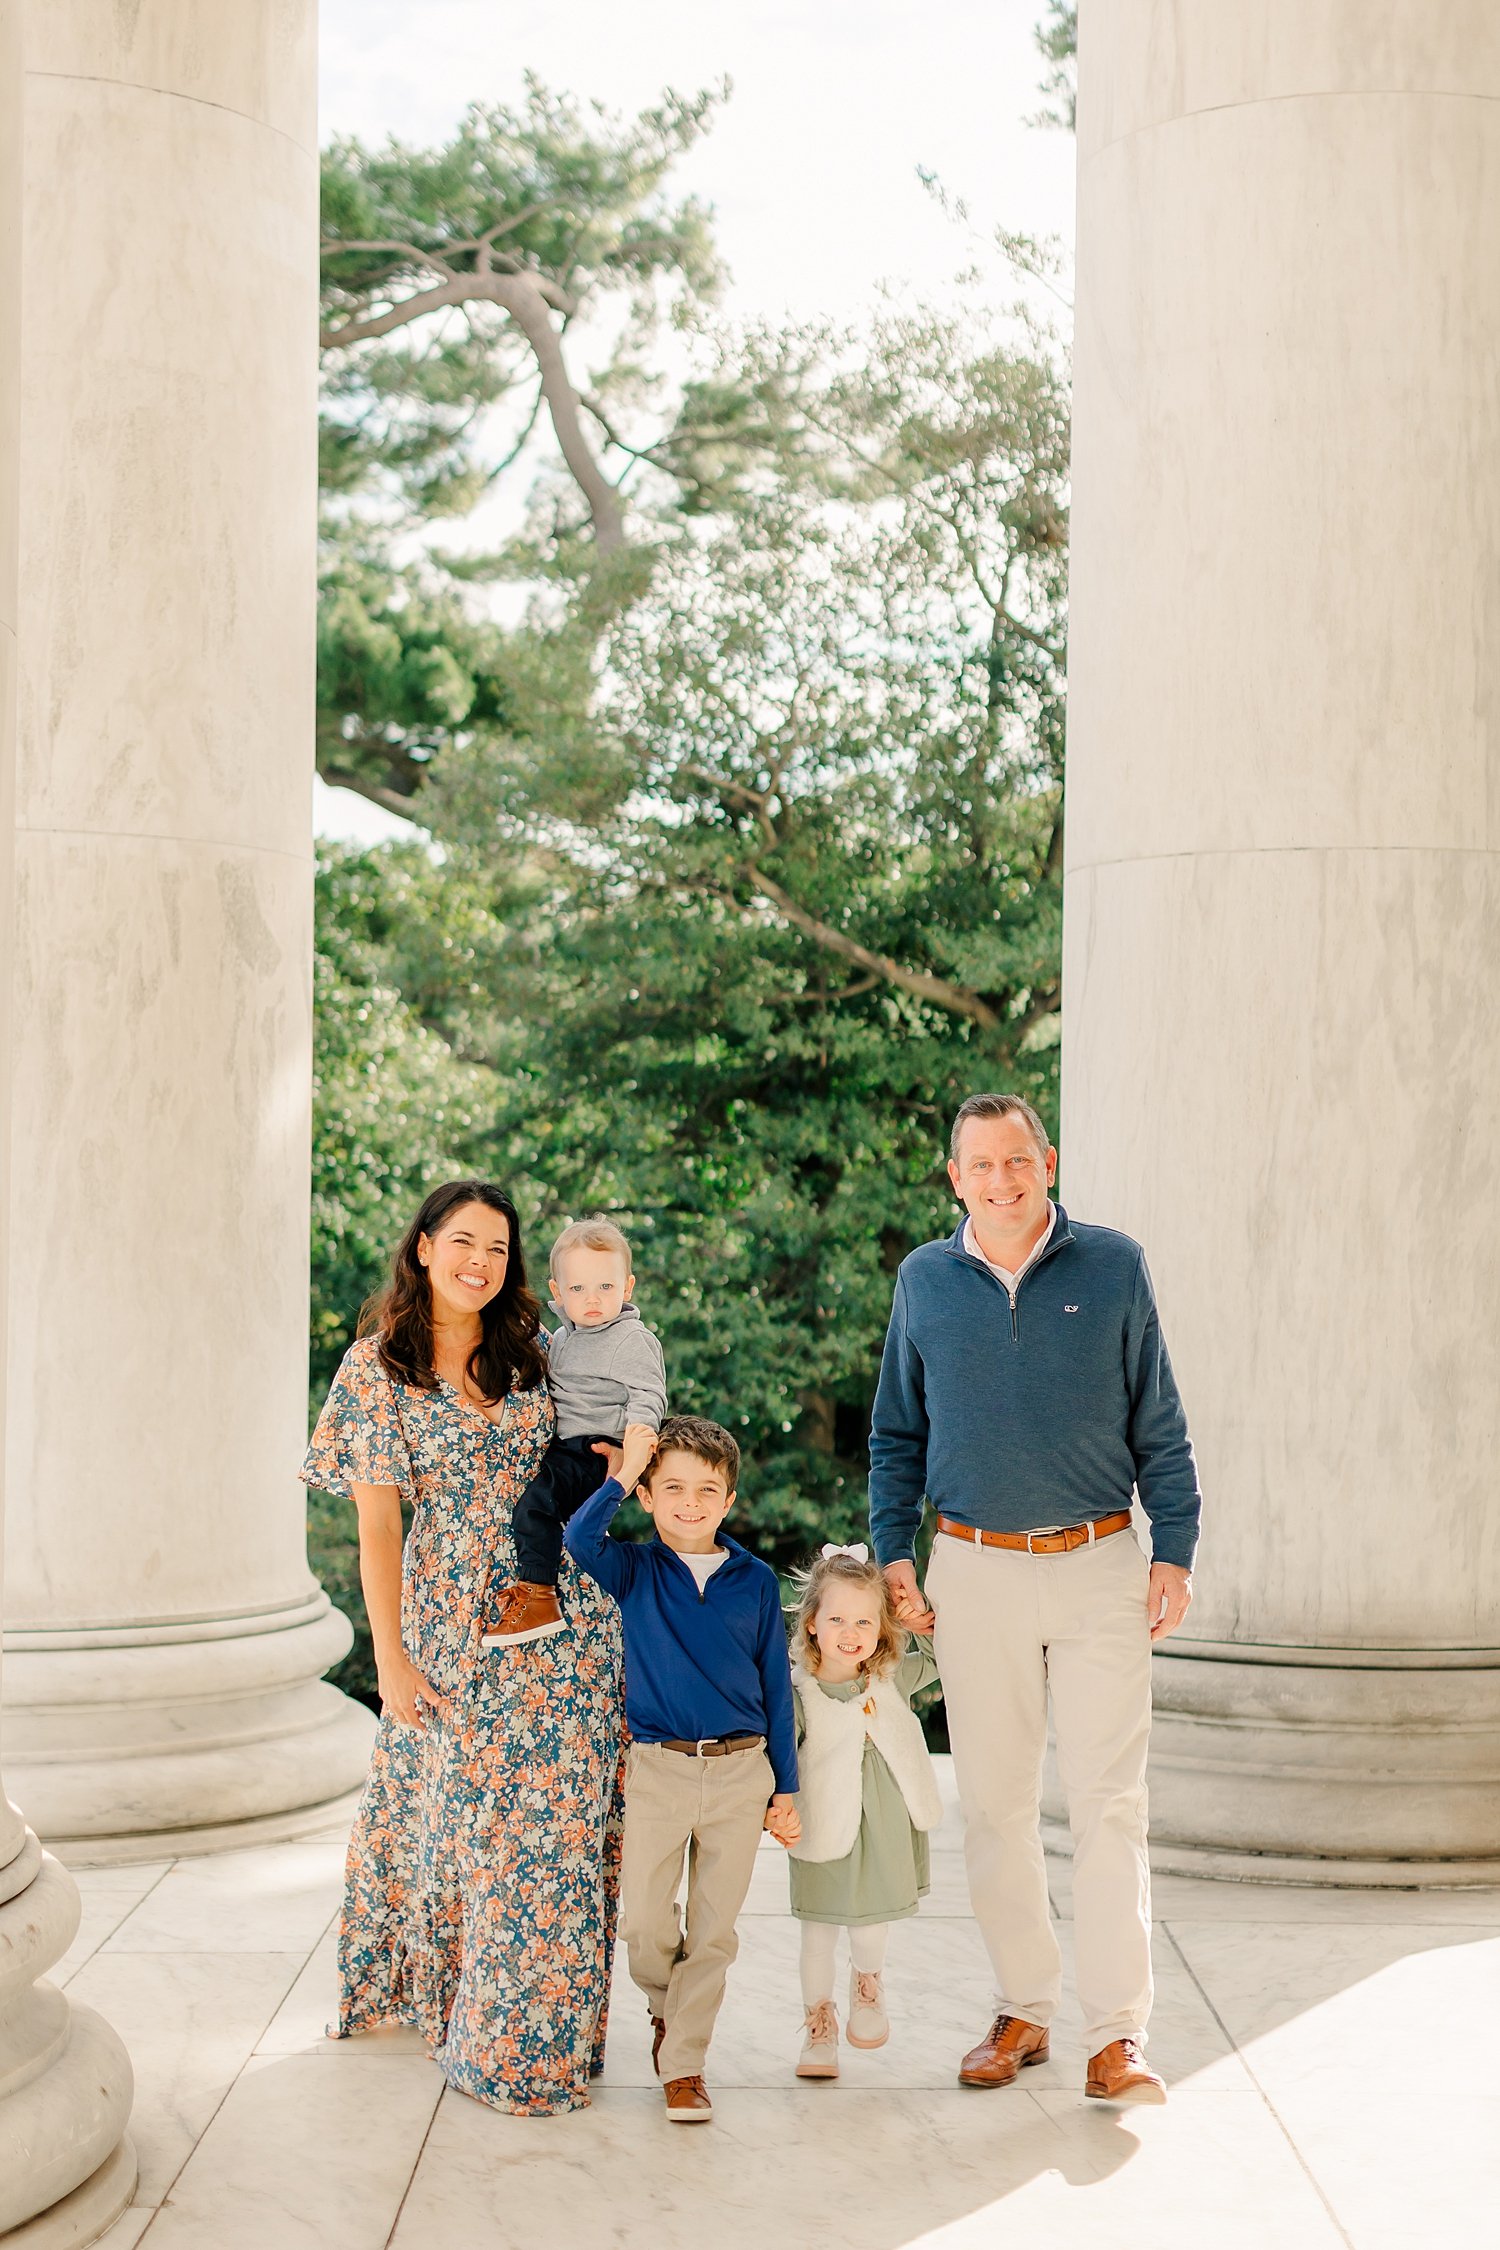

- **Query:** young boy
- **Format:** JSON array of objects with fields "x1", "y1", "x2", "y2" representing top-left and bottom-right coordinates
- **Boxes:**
[
  {"x1": 483, "y1": 1218, "x2": 667, "y2": 1646},
  {"x1": 565, "y1": 1415, "x2": 800, "y2": 2122}
]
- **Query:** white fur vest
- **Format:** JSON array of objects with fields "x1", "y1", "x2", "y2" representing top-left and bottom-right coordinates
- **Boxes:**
[{"x1": 788, "y1": 1662, "x2": 944, "y2": 1864}]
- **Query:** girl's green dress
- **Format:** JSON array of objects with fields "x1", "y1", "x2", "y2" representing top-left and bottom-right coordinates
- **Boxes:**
[{"x1": 789, "y1": 1644, "x2": 940, "y2": 1927}]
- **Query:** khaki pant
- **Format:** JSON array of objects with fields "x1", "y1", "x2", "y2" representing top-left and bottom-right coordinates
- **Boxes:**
[
  {"x1": 620, "y1": 1740, "x2": 773, "y2": 2081},
  {"x1": 927, "y1": 1524, "x2": 1154, "y2": 2050}
]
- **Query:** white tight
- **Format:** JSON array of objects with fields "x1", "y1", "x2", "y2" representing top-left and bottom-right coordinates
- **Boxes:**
[{"x1": 799, "y1": 1919, "x2": 890, "y2": 2007}]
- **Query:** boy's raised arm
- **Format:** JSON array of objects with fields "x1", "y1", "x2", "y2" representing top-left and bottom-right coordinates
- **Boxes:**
[{"x1": 562, "y1": 1478, "x2": 637, "y2": 1596}]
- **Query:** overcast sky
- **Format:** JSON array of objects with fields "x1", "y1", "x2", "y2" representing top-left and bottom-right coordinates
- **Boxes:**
[{"x1": 315, "y1": 0, "x2": 1076, "y2": 842}]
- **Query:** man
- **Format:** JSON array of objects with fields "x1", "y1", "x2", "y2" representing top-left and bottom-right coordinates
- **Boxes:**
[{"x1": 870, "y1": 1092, "x2": 1198, "y2": 2104}]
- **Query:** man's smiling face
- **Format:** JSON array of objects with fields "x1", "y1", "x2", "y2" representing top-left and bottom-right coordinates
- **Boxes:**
[{"x1": 948, "y1": 1110, "x2": 1057, "y2": 1261}]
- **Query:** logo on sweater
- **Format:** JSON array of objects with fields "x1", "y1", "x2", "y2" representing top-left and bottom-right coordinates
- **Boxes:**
[{"x1": 1063, "y1": 1305, "x2": 1080, "y2": 1314}]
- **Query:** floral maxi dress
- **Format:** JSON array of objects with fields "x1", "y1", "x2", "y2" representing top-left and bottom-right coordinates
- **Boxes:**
[{"x1": 301, "y1": 1337, "x2": 626, "y2": 2115}]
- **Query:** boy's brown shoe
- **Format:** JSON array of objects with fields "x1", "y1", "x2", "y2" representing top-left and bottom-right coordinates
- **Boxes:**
[
  {"x1": 1085, "y1": 2037, "x2": 1166, "y2": 2105},
  {"x1": 650, "y1": 2014, "x2": 666, "y2": 2075},
  {"x1": 664, "y1": 2075, "x2": 713, "y2": 2122},
  {"x1": 481, "y1": 1583, "x2": 566, "y2": 1647},
  {"x1": 958, "y1": 2013, "x2": 1050, "y2": 2086}
]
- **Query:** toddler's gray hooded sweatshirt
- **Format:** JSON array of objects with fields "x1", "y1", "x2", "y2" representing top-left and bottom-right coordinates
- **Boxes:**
[{"x1": 548, "y1": 1303, "x2": 667, "y2": 1440}]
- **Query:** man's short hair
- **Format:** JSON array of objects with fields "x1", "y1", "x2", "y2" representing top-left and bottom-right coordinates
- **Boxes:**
[
  {"x1": 549, "y1": 1216, "x2": 633, "y2": 1279},
  {"x1": 948, "y1": 1092, "x2": 1051, "y2": 1164},
  {"x1": 646, "y1": 1413, "x2": 741, "y2": 1493}
]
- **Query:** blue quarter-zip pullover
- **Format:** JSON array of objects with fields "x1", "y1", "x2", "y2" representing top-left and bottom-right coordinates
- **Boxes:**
[
  {"x1": 564, "y1": 1480, "x2": 799, "y2": 1793},
  {"x1": 869, "y1": 1206, "x2": 1201, "y2": 1571}
]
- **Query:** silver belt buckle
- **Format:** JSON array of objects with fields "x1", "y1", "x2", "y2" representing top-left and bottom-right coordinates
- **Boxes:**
[
  {"x1": 696, "y1": 1737, "x2": 716, "y2": 1757},
  {"x1": 1026, "y1": 1526, "x2": 1065, "y2": 1552}
]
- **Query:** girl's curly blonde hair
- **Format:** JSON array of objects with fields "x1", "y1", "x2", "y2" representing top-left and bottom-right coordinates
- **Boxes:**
[{"x1": 789, "y1": 1549, "x2": 907, "y2": 1679}]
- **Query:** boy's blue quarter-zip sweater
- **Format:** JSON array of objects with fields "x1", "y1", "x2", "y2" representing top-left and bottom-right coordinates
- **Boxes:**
[
  {"x1": 868, "y1": 1206, "x2": 1201, "y2": 1573},
  {"x1": 564, "y1": 1480, "x2": 799, "y2": 1794}
]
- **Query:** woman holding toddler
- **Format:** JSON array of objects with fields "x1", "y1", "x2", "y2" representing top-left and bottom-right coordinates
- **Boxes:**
[{"x1": 301, "y1": 1180, "x2": 628, "y2": 2116}]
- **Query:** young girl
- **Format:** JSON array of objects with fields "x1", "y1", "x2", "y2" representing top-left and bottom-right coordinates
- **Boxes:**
[{"x1": 786, "y1": 1543, "x2": 944, "y2": 2078}]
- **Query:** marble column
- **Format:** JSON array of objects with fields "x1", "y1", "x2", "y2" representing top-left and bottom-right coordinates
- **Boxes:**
[
  {"x1": 0, "y1": 1, "x2": 374, "y2": 1857},
  {"x1": 1061, "y1": 3, "x2": 1500, "y2": 1873},
  {"x1": 0, "y1": 5, "x2": 136, "y2": 2238}
]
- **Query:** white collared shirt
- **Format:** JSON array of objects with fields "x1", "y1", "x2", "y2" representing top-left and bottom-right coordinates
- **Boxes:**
[{"x1": 963, "y1": 1201, "x2": 1056, "y2": 1295}]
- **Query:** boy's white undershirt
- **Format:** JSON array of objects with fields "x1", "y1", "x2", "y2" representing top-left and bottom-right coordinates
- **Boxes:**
[{"x1": 679, "y1": 1548, "x2": 730, "y2": 1592}]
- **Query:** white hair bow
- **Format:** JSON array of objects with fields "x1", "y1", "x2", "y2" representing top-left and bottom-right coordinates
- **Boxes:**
[{"x1": 821, "y1": 1541, "x2": 869, "y2": 1563}]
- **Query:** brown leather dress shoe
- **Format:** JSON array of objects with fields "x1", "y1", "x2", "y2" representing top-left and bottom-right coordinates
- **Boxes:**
[
  {"x1": 650, "y1": 2014, "x2": 666, "y2": 2076},
  {"x1": 664, "y1": 2074, "x2": 713, "y2": 2122},
  {"x1": 481, "y1": 1582, "x2": 566, "y2": 1646},
  {"x1": 1085, "y1": 2037, "x2": 1166, "y2": 2104},
  {"x1": 958, "y1": 2013, "x2": 1050, "y2": 2087}
]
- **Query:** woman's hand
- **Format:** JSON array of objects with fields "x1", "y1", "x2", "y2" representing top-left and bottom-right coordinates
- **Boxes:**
[{"x1": 377, "y1": 1647, "x2": 446, "y2": 1731}]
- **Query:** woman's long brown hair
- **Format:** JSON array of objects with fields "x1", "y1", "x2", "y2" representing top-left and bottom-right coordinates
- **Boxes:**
[{"x1": 359, "y1": 1180, "x2": 547, "y2": 1401}]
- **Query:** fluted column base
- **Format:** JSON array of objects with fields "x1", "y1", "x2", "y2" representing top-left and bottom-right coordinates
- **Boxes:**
[
  {"x1": 1043, "y1": 1642, "x2": 1500, "y2": 1887},
  {"x1": 0, "y1": 1829, "x2": 135, "y2": 2241},
  {"x1": 3, "y1": 1592, "x2": 375, "y2": 1862},
  {"x1": 1, "y1": 2138, "x2": 136, "y2": 2248}
]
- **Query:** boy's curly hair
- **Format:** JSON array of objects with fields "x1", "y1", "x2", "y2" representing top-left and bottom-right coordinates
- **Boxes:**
[{"x1": 789, "y1": 1549, "x2": 907, "y2": 1679}]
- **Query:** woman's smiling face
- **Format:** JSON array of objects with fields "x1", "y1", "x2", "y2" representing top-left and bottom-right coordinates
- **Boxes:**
[{"x1": 419, "y1": 1200, "x2": 511, "y2": 1321}]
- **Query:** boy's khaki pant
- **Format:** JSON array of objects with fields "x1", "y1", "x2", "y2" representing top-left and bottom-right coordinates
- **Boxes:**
[
  {"x1": 621, "y1": 1739, "x2": 773, "y2": 2082},
  {"x1": 927, "y1": 1523, "x2": 1155, "y2": 2051}
]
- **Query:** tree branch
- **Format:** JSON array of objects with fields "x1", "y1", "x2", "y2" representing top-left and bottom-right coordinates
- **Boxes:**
[
  {"x1": 683, "y1": 763, "x2": 778, "y2": 849},
  {"x1": 487, "y1": 273, "x2": 626, "y2": 554},
  {"x1": 320, "y1": 275, "x2": 489, "y2": 348},
  {"x1": 746, "y1": 871, "x2": 1001, "y2": 1030},
  {"x1": 321, "y1": 268, "x2": 623, "y2": 554},
  {"x1": 320, "y1": 237, "x2": 459, "y2": 271}
]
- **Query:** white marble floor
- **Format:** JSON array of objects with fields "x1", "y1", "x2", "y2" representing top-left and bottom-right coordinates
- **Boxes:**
[{"x1": 57, "y1": 1771, "x2": 1500, "y2": 2250}]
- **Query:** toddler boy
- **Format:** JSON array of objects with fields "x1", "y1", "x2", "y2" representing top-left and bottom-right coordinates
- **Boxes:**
[
  {"x1": 565, "y1": 1415, "x2": 800, "y2": 2122},
  {"x1": 483, "y1": 1217, "x2": 667, "y2": 1646}
]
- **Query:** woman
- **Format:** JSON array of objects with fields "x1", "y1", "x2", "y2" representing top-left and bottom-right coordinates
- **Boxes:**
[{"x1": 301, "y1": 1180, "x2": 626, "y2": 2115}]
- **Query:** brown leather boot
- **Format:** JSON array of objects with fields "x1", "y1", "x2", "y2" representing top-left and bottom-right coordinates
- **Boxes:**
[
  {"x1": 650, "y1": 2013, "x2": 666, "y2": 2076},
  {"x1": 1085, "y1": 2037, "x2": 1166, "y2": 2104},
  {"x1": 958, "y1": 2013, "x2": 1050, "y2": 2087},
  {"x1": 664, "y1": 2075, "x2": 713, "y2": 2122},
  {"x1": 481, "y1": 1582, "x2": 565, "y2": 1646}
]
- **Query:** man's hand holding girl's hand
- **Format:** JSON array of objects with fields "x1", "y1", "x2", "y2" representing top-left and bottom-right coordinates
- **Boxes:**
[
  {"x1": 883, "y1": 1558, "x2": 936, "y2": 1633},
  {"x1": 764, "y1": 1794, "x2": 801, "y2": 1847}
]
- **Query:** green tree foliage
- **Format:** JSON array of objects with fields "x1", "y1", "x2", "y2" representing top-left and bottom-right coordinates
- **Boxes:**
[
  {"x1": 313, "y1": 312, "x2": 1068, "y2": 1584},
  {"x1": 308, "y1": 846, "x2": 494, "y2": 1703},
  {"x1": 320, "y1": 78, "x2": 724, "y2": 530},
  {"x1": 317, "y1": 81, "x2": 726, "y2": 813},
  {"x1": 307, "y1": 85, "x2": 1072, "y2": 1689},
  {"x1": 1032, "y1": 3, "x2": 1078, "y2": 132}
]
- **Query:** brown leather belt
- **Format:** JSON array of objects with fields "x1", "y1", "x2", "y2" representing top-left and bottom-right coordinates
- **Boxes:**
[
  {"x1": 937, "y1": 1510, "x2": 1133, "y2": 1556},
  {"x1": 657, "y1": 1733, "x2": 765, "y2": 1758}
]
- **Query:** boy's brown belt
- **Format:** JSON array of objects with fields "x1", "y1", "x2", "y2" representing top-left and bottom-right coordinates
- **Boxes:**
[
  {"x1": 657, "y1": 1733, "x2": 766, "y2": 1757},
  {"x1": 936, "y1": 1510, "x2": 1133, "y2": 1555}
]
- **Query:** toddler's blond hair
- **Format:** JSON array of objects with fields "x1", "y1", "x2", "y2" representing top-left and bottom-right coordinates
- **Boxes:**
[{"x1": 549, "y1": 1216, "x2": 633, "y2": 1280}]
